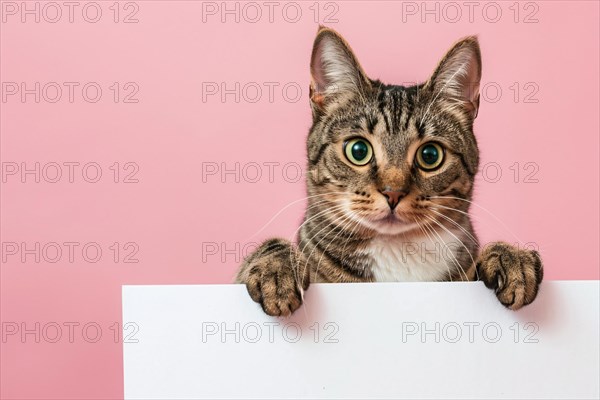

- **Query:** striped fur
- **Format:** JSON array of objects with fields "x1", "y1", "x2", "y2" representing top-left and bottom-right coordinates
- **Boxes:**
[{"x1": 236, "y1": 27, "x2": 542, "y2": 316}]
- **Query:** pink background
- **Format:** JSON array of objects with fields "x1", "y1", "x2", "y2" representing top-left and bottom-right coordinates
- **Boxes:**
[{"x1": 1, "y1": 1, "x2": 598, "y2": 398}]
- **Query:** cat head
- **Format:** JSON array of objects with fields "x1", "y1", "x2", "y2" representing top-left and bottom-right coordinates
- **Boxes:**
[{"x1": 306, "y1": 26, "x2": 481, "y2": 236}]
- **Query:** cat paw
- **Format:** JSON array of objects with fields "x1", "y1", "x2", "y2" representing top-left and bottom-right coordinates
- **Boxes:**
[
  {"x1": 238, "y1": 239, "x2": 309, "y2": 317},
  {"x1": 476, "y1": 242, "x2": 543, "y2": 310}
]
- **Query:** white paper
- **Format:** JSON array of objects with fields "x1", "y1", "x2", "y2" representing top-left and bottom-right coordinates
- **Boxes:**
[{"x1": 123, "y1": 281, "x2": 599, "y2": 399}]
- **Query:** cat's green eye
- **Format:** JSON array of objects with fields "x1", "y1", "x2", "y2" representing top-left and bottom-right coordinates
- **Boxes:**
[
  {"x1": 416, "y1": 142, "x2": 445, "y2": 171},
  {"x1": 344, "y1": 138, "x2": 373, "y2": 166}
]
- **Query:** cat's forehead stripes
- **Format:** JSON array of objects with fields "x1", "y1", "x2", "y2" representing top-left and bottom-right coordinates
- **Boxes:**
[
  {"x1": 366, "y1": 114, "x2": 378, "y2": 134},
  {"x1": 375, "y1": 85, "x2": 421, "y2": 136}
]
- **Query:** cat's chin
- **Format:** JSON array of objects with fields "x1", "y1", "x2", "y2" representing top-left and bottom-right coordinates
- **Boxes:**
[{"x1": 363, "y1": 214, "x2": 420, "y2": 236}]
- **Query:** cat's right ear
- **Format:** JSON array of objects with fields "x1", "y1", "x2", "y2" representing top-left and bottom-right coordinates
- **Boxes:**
[
  {"x1": 425, "y1": 36, "x2": 482, "y2": 120},
  {"x1": 310, "y1": 26, "x2": 371, "y2": 118}
]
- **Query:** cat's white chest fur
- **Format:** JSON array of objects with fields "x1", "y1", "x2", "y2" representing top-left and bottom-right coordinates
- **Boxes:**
[{"x1": 365, "y1": 231, "x2": 458, "y2": 282}]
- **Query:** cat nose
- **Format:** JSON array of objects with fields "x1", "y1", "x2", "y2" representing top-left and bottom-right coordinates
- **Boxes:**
[{"x1": 379, "y1": 189, "x2": 407, "y2": 210}]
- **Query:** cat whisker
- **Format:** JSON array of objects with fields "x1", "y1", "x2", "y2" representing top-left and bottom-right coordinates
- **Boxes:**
[
  {"x1": 430, "y1": 203, "x2": 471, "y2": 217},
  {"x1": 429, "y1": 204, "x2": 494, "y2": 234},
  {"x1": 429, "y1": 208, "x2": 480, "y2": 280},
  {"x1": 423, "y1": 215, "x2": 470, "y2": 281},
  {"x1": 285, "y1": 202, "x2": 347, "y2": 288},
  {"x1": 430, "y1": 196, "x2": 524, "y2": 244},
  {"x1": 289, "y1": 202, "x2": 347, "y2": 245},
  {"x1": 424, "y1": 214, "x2": 476, "y2": 281},
  {"x1": 432, "y1": 202, "x2": 548, "y2": 254},
  {"x1": 337, "y1": 216, "x2": 367, "y2": 277},
  {"x1": 313, "y1": 212, "x2": 356, "y2": 283},
  {"x1": 301, "y1": 210, "x2": 355, "y2": 282},
  {"x1": 288, "y1": 203, "x2": 347, "y2": 288},
  {"x1": 430, "y1": 209, "x2": 478, "y2": 244},
  {"x1": 429, "y1": 208, "x2": 480, "y2": 247},
  {"x1": 411, "y1": 216, "x2": 453, "y2": 282},
  {"x1": 246, "y1": 192, "x2": 347, "y2": 240},
  {"x1": 293, "y1": 204, "x2": 347, "y2": 248},
  {"x1": 338, "y1": 214, "x2": 363, "y2": 255}
]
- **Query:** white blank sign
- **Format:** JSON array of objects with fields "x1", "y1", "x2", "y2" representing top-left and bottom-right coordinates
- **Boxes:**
[{"x1": 123, "y1": 281, "x2": 599, "y2": 399}]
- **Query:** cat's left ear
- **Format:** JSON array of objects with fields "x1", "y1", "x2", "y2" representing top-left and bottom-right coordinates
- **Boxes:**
[{"x1": 426, "y1": 36, "x2": 482, "y2": 119}]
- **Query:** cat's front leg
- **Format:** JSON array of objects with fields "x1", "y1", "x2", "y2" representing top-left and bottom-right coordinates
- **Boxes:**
[
  {"x1": 235, "y1": 238, "x2": 310, "y2": 316},
  {"x1": 476, "y1": 242, "x2": 543, "y2": 310}
]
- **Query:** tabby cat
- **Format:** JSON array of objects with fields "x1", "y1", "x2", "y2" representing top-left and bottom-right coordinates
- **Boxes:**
[{"x1": 236, "y1": 26, "x2": 543, "y2": 316}]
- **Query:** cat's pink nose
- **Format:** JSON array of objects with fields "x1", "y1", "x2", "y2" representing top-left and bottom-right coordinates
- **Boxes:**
[{"x1": 380, "y1": 189, "x2": 406, "y2": 210}]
